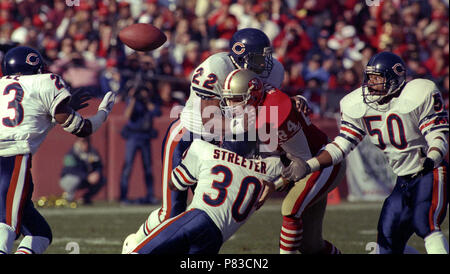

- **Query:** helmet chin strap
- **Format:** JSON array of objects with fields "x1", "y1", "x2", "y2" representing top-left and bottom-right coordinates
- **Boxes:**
[{"x1": 229, "y1": 55, "x2": 243, "y2": 70}]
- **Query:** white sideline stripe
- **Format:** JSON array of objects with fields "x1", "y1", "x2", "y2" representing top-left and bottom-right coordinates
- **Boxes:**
[
  {"x1": 52, "y1": 237, "x2": 122, "y2": 245},
  {"x1": 38, "y1": 202, "x2": 386, "y2": 217}
]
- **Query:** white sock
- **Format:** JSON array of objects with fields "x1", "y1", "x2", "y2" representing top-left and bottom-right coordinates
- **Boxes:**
[
  {"x1": 0, "y1": 223, "x2": 16, "y2": 254},
  {"x1": 15, "y1": 236, "x2": 50, "y2": 254},
  {"x1": 424, "y1": 231, "x2": 449, "y2": 254}
]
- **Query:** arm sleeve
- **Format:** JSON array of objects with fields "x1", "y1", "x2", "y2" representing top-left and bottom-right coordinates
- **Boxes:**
[
  {"x1": 37, "y1": 74, "x2": 71, "y2": 117},
  {"x1": 325, "y1": 112, "x2": 366, "y2": 164},
  {"x1": 170, "y1": 143, "x2": 200, "y2": 191},
  {"x1": 417, "y1": 89, "x2": 449, "y2": 137}
]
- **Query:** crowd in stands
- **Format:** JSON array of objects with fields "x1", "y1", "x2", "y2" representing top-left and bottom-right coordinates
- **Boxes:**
[{"x1": 0, "y1": 0, "x2": 448, "y2": 115}]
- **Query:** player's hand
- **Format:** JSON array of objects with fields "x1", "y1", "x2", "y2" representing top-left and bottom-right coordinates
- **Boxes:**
[
  {"x1": 281, "y1": 153, "x2": 311, "y2": 182},
  {"x1": 99, "y1": 91, "x2": 117, "y2": 115},
  {"x1": 69, "y1": 88, "x2": 92, "y2": 111},
  {"x1": 412, "y1": 157, "x2": 434, "y2": 178},
  {"x1": 293, "y1": 95, "x2": 312, "y2": 116},
  {"x1": 255, "y1": 180, "x2": 275, "y2": 210}
]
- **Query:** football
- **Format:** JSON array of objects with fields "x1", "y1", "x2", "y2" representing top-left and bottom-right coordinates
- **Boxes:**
[{"x1": 118, "y1": 23, "x2": 167, "y2": 51}]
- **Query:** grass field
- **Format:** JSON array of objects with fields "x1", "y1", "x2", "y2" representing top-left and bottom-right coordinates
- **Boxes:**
[{"x1": 23, "y1": 198, "x2": 449, "y2": 254}]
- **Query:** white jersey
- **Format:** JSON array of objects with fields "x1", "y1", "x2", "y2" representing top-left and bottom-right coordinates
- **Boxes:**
[
  {"x1": 0, "y1": 73, "x2": 70, "y2": 156},
  {"x1": 180, "y1": 52, "x2": 285, "y2": 137},
  {"x1": 336, "y1": 79, "x2": 449, "y2": 176},
  {"x1": 171, "y1": 139, "x2": 282, "y2": 241}
]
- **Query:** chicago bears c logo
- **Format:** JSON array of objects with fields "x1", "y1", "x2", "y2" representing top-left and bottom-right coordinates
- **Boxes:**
[
  {"x1": 26, "y1": 53, "x2": 40, "y2": 66},
  {"x1": 392, "y1": 63, "x2": 405, "y2": 76},
  {"x1": 232, "y1": 42, "x2": 245, "y2": 55}
]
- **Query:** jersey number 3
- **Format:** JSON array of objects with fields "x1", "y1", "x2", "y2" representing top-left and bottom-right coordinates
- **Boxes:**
[
  {"x1": 1, "y1": 83, "x2": 25, "y2": 127},
  {"x1": 204, "y1": 165, "x2": 262, "y2": 222}
]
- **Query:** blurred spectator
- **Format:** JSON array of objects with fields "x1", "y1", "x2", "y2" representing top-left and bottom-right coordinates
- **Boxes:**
[
  {"x1": 57, "y1": 52, "x2": 103, "y2": 97},
  {"x1": 60, "y1": 137, "x2": 105, "y2": 205},
  {"x1": 273, "y1": 19, "x2": 312, "y2": 64},
  {"x1": 0, "y1": 0, "x2": 446, "y2": 118},
  {"x1": 208, "y1": 2, "x2": 238, "y2": 40},
  {"x1": 99, "y1": 58, "x2": 124, "y2": 97},
  {"x1": 119, "y1": 85, "x2": 161, "y2": 205},
  {"x1": 302, "y1": 54, "x2": 329, "y2": 84}
]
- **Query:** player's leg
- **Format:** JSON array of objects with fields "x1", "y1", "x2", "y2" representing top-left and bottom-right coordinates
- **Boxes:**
[
  {"x1": 376, "y1": 177, "x2": 413, "y2": 254},
  {"x1": 140, "y1": 139, "x2": 155, "y2": 202},
  {"x1": 15, "y1": 196, "x2": 52, "y2": 254},
  {"x1": 119, "y1": 138, "x2": 139, "y2": 202},
  {"x1": 410, "y1": 164, "x2": 448, "y2": 254},
  {"x1": 0, "y1": 155, "x2": 32, "y2": 254},
  {"x1": 280, "y1": 162, "x2": 345, "y2": 254},
  {"x1": 135, "y1": 119, "x2": 190, "y2": 238},
  {"x1": 131, "y1": 209, "x2": 222, "y2": 254},
  {"x1": 300, "y1": 196, "x2": 341, "y2": 254}
]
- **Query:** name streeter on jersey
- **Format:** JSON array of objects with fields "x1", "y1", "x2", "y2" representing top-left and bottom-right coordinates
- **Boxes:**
[{"x1": 171, "y1": 139, "x2": 283, "y2": 241}]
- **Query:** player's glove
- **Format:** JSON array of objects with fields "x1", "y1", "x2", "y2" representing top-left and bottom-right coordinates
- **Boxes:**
[
  {"x1": 281, "y1": 153, "x2": 311, "y2": 182},
  {"x1": 98, "y1": 91, "x2": 117, "y2": 115},
  {"x1": 412, "y1": 157, "x2": 435, "y2": 179},
  {"x1": 69, "y1": 88, "x2": 92, "y2": 111},
  {"x1": 88, "y1": 91, "x2": 117, "y2": 133},
  {"x1": 293, "y1": 95, "x2": 313, "y2": 116}
]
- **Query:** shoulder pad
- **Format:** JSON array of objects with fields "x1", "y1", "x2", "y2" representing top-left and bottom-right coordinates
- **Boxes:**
[
  {"x1": 190, "y1": 139, "x2": 213, "y2": 158},
  {"x1": 339, "y1": 87, "x2": 368, "y2": 119},
  {"x1": 257, "y1": 89, "x2": 292, "y2": 128},
  {"x1": 265, "y1": 59, "x2": 285, "y2": 89},
  {"x1": 396, "y1": 79, "x2": 437, "y2": 113}
]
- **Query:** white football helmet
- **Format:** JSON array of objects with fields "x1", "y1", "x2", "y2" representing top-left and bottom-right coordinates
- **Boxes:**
[{"x1": 220, "y1": 68, "x2": 263, "y2": 118}]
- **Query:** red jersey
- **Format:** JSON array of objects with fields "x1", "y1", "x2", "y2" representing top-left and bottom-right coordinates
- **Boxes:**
[{"x1": 256, "y1": 89, "x2": 329, "y2": 158}]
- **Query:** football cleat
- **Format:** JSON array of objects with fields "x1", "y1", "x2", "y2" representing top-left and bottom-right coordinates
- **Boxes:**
[{"x1": 122, "y1": 233, "x2": 138, "y2": 254}]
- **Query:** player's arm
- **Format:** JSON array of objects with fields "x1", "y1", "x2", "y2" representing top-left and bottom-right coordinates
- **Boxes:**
[
  {"x1": 281, "y1": 114, "x2": 365, "y2": 182},
  {"x1": 255, "y1": 180, "x2": 275, "y2": 210},
  {"x1": 54, "y1": 91, "x2": 116, "y2": 137},
  {"x1": 169, "y1": 142, "x2": 200, "y2": 191},
  {"x1": 418, "y1": 90, "x2": 449, "y2": 171}
]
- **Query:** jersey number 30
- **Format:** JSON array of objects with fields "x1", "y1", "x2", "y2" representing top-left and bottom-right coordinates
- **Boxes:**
[{"x1": 204, "y1": 165, "x2": 262, "y2": 222}]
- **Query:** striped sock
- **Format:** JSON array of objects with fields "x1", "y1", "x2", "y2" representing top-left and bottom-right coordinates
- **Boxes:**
[
  {"x1": 279, "y1": 216, "x2": 303, "y2": 254},
  {"x1": 14, "y1": 236, "x2": 49, "y2": 254},
  {"x1": 15, "y1": 246, "x2": 34, "y2": 254}
]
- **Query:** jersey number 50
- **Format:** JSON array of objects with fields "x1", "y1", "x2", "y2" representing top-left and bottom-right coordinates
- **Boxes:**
[
  {"x1": 204, "y1": 165, "x2": 262, "y2": 222},
  {"x1": 363, "y1": 114, "x2": 407, "y2": 150}
]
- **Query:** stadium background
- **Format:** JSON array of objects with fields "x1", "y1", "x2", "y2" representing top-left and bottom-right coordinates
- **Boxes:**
[
  {"x1": 0, "y1": 0, "x2": 449, "y2": 254},
  {"x1": 1, "y1": 0, "x2": 448, "y2": 202}
]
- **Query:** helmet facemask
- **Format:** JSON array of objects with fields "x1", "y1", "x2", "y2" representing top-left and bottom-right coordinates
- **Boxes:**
[
  {"x1": 232, "y1": 46, "x2": 274, "y2": 79},
  {"x1": 362, "y1": 65, "x2": 406, "y2": 109},
  {"x1": 220, "y1": 69, "x2": 263, "y2": 119}
]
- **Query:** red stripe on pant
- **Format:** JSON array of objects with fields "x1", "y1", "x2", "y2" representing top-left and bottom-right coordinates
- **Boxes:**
[
  {"x1": 291, "y1": 164, "x2": 341, "y2": 217},
  {"x1": 429, "y1": 166, "x2": 447, "y2": 232},
  {"x1": 132, "y1": 209, "x2": 193, "y2": 253},
  {"x1": 158, "y1": 120, "x2": 185, "y2": 222},
  {"x1": 5, "y1": 155, "x2": 31, "y2": 234}
]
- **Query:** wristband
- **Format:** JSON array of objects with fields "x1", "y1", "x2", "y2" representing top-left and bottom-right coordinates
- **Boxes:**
[
  {"x1": 427, "y1": 150, "x2": 442, "y2": 168},
  {"x1": 306, "y1": 157, "x2": 320, "y2": 172}
]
